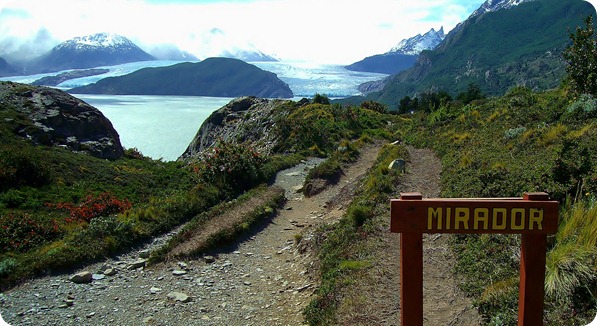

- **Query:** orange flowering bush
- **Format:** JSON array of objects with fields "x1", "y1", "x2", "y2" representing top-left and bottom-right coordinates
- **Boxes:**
[{"x1": 48, "y1": 192, "x2": 132, "y2": 223}]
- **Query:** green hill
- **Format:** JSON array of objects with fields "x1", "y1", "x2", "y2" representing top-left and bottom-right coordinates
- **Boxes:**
[
  {"x1": 69, "y1": 57, "x2": 293, "y2": 98},
  {"x1": 361, "y1": 0, "x2": 596, "y2": 108}
]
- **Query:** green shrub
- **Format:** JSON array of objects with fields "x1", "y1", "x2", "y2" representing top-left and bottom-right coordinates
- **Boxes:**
[
  {"x1": 347, "y1": 204, "x2": 373, "y2": 227},
  {"x1": 360, "y1": 101, "x2": 388, "y2": 114},
  {"x1": 193, "y1": 141, "x2": 265, "y2": 193},
  {"x1": 312, "y1": 93, "x2": 331, "y2": 105},
  {"x1": 504, "y1": 127, "x2": 527, "y2": 139},
  {"x1": 0, "y1": 257, "x2": 16, "y2": 278},
  {"x1": 0, "y1": 145, "x2": 51, "y2": 191},
  {"x1": 0, "y1": 212, "x2": 61, "y2": 253},
  {"x1": 0, "y1": 189, "x2": 27, "y2": 208},
  {"x1": 565, "y1": 94, "x2": 597, "y2": 120}
]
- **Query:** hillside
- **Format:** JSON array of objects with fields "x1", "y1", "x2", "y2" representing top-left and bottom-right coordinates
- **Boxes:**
[
  {"x1": 0, "y1": 77, "x2": 596, "y2": 324},
  {"x1": 360, "y1": 0, "x2": 596, "y2": 108},
  {"x1": 68, "y1": 58, "x2": 293, "y2": 98},
  {"x1": 0, "y1": 57, "x2": 18, "y2": 77}
]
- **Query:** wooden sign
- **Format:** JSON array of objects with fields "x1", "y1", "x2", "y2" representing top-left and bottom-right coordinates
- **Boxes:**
[
  {"x1": 391, "y1": 193, "x2": 559, "y2": 234},
  {"x1": 390, "y1": 192, "x2": 559, "y2": 326}
]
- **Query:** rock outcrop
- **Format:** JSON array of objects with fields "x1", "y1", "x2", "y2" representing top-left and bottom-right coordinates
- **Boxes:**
[
  {"x1": 0, "y1": 81, "x2": 124, "y2": 159},
  {"x1": 180, "y1": 96, "x2": 290, "y2": 160}
]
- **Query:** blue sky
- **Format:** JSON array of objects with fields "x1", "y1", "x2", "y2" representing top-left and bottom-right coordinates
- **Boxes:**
[{"x1": 1, "y1": 0, "x2": 595, "y2": 64}]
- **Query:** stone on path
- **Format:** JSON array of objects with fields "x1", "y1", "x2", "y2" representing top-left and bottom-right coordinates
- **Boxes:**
[
  {"x1": 128, "y1": 258, "x2": 147, "y2": 270},
  {"x1": 70, "y1": 271, "x2": 92, "y2": 284},
  {"x1": 91, "y1": 273, "x2": 106, "y2": 280},
  {"x1": 167, "y1": 291, "x2": 191, "y2": 303},
  {"x1": 172, "y1": 270, "x2": 187, "y2": 276},
  {"x1": 103, "y1": 268, "x2": 117, "y2": 276}
]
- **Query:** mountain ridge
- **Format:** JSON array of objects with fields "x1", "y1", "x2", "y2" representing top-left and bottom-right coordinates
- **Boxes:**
[{"x1": 388, "y1": 27, "x2": 445, "y2": 56}]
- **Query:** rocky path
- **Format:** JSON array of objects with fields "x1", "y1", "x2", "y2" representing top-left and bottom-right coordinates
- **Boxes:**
[
  {"x1": 0, "y1": 145, "x2": 383, "y2": 326},
  {"x1": 0, "y1": 145, "x2": 482, "y2": 326}
]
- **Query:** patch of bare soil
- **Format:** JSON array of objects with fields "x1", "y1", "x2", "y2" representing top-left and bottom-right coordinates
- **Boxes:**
[
  {"x1": 336, "y1": 147, "x2": 481, "y2": 325},
  {"x1": 168, "y1": 186, "x2": 285, "y2": 258}
]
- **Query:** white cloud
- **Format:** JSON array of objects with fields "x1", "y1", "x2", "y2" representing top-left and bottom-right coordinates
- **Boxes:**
[{"x1": 0, "y1": 0, "x2": 494, "y2": 64}]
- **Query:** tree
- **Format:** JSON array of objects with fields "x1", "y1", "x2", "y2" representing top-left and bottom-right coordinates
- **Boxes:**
[
  {"x1": 563, "y1": 15, "x2": 597, "y2": 96},
  {"x1": 312, "y1": 93, "x2": 330, "y2": 105},
  {"x1": 360, "y1": 100, "x2": 387, "y2": 114},
  {"x1": 457, "y1": 83, "x2": 485, "y2": 104}
]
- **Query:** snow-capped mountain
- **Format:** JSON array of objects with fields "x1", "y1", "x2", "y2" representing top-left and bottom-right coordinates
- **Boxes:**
[
  {"x1": 196, "y1": 28, "x2": 278, "y2": 62},
  {"x1": 469, "y1": 0, "x2": 536, "y2": 18},
  {"x1": 388, "y1": 27, "x2": 446, "y2": 56},
  {"x1": 345, "y1": 27, "x2": 445, "y2": 74},
  {"x1": 56, "y1": 33, "x2": 135, "y2": 51},
  {"x1": 31, "y1": 33, "x2": 155, "y2": 73}
]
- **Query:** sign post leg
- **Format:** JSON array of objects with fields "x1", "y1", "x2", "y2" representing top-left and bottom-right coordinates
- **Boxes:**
[
  {"x1": 401, "y1": 232, "x2": 423, "y2": 326},
  {"x1": 518, "y1": 233, "x2": 547, "y2": 326},
  {"x1": 399, "y1": 192, "x2": 424, "y2": 326},
  {"x1": 518, "y1": 192, "x2": 549, "y2": 325}
]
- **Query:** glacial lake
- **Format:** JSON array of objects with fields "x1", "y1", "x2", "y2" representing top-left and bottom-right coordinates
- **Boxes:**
[{"x1": 75, "y1": 94, "x2": 234, "y2": 161}]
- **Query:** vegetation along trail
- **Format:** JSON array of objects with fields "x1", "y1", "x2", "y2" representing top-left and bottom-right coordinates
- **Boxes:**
[{"x1": 1, "y1": 144, "x2": 385, "y2": 325}]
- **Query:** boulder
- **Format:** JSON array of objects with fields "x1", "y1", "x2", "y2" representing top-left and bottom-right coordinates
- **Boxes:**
[
  {"x1": 0, "y1": 81, "x2": 124, "y2": 159},
  {"x1": 128, "y1": 258, "x2": 147, "y2": 270}
]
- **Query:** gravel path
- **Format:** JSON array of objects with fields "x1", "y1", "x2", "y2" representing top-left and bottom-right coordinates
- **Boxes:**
[
  {"x1": 0, "y1": 145, "x2": 481, "y2": 326},
  {"x1": 0, "y1": 145, "x2": 382, "y2": 326}
]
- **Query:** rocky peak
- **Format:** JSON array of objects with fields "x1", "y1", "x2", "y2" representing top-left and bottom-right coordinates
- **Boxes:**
[
  {"x1": 388, "y1": 27, "x2": 446, "y2": 55},
  {"x1": 469, "y1": 0, "x2": 536, "y2": 18},
  {"x1": 0, "y1": 81, "x2": 124, "y2": 159},
  {"x1": 180, "y1": 96, "x2": 289, "y2": 160}
]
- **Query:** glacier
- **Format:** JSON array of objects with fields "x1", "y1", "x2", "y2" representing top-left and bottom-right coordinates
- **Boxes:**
[{"x1": 1, "y1": 60, "x2": 387, "y2": 98}]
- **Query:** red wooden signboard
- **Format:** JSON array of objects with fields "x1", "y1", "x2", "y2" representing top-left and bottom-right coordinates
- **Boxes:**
[{"x1": 391, "y1": 192, "x2": 559, "y2": 326}]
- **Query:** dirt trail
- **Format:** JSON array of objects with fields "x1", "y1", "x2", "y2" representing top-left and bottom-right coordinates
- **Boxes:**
[
  {"x1": 1, "y1": 145, "x2": 481, "y2": 326},
  {"x1": 336, "y1": 147, "x2": 481, "y2": 325}
]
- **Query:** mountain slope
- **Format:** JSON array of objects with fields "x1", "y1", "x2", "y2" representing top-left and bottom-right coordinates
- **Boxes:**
[
  {"x1": 0, "y1": 57, "x2": 18, "y2": 76},
  {"x1": 68, "y1": 57, "x2": 293, "y2": 98},
  {"x1": 363, "y1": 0, "x2": 596, "y2": 107},
  {"x1": 31, "y1": 33, "x2": 155, "y2": 73},
  {"x1": 346, "y1": 28, "x2": 445, "y2": 74}
]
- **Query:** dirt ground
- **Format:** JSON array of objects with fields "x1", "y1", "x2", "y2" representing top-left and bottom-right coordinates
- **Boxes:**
[{"x1": 334, "y1": 147, "x2": 481, "y2": 325}]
